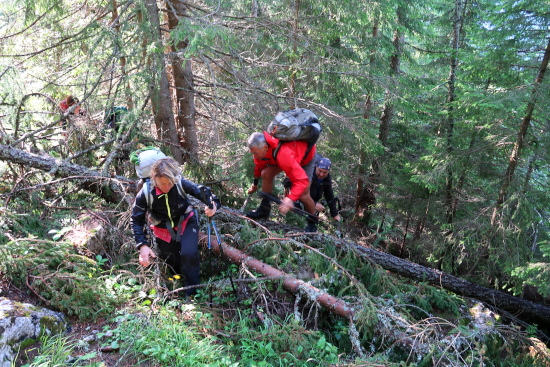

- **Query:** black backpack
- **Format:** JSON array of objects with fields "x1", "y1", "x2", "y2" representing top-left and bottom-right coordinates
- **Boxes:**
[{"x1": 267, "y1": 108, "x2": 321, "y2": 160}]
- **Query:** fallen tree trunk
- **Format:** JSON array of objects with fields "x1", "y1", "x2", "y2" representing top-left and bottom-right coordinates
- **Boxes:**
[
  {"x1": 0, "y1": 144, "x2": 133, "y2": 205},
  {"x1": 215, "y1": 206, "x2": 550, "y2": 326},
  {"x1": 346, "y1": 242, "x2": 550, "y2": 325},
  {"x1": 199, "y1": 232, "x2": 355, "y2": 319}
]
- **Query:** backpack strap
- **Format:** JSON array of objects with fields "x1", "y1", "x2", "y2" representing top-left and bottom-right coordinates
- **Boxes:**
[
  {"x1": 144, "y1": 179, "x2": 154, "y2": 209},
  {"x1": 303, "y1": 143, "x2": 314, "y2": 161},
  {"x1": 272, "y1": 141, "x2": 283, "y2": 161},
  {"x1": 175, "y1": 180, "x2": 188, "y2": 202}
]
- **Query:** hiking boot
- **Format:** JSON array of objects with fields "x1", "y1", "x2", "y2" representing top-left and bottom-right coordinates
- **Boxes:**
[
  {"x1": 245, "y1": 197, "x2": 271, "y2": 220},
  {"x1": 304, "y1": 222, "x2": 317, "y2": 233}
]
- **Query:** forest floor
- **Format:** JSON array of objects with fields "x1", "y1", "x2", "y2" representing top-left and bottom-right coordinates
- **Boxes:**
[{"x1": 3, "y1": 282, "x2": 154, "y2": 367}]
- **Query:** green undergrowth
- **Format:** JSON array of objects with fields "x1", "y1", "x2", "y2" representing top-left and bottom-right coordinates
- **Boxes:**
[
  {"x1": 234, "y1": 223, "x2": 550, "y2": 365},
  {"x1": 18, "y1": 334, "x2": 100, "y2": 367},
  {"x1": 95, "y1": 307, "x2": 339, "y2": 366},
  {"x1": 0, "y1": 239, "x2": 122, "y2": 320},
  {"x1": 3, "y1": 205, "x2": 550, "y2": 366}
]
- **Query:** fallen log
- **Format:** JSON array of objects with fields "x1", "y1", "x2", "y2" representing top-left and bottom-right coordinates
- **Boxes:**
[
  {"x1": 345, "y1": 241, "x2": 550, "y2": 325},
  {"x1": 214, "y1": 206, "x2": 550, "y2": 327},
  {"x1": 199, "y1": 232, "x2": 355, "y2": 319},
  {"x1": 0, "y1": 144, "x2": 134, "y2": 205}
]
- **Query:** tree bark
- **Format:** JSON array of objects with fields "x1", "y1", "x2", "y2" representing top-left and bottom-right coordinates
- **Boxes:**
[
  {"x1": 356, "y1": 24, "x2": 403, "y2": 224},
  {"x1": 289, "y1": 0, "x2": 300, "y2": 102},
  {"x1": 200, "y1": 232, "x2": 354, "y2": 319},
  {"x1": 347, "y1": 241, "x2": 550, "y2": 325},
  {"x1": 166, "y1": 0, "x2": 199, "y2": 164},
  {"x1": 355, "y1": 23, "x2": 379, "y2": 222},
  {"x1": 110, "y1": 0, "x2": 134, "y2": 110},
  {"x1": 491, "y1": 36, "x2": 550, "y2": 226},
  {"x1": 144, "y1": 0, "x2": 184, "y2": 163},
  {"x1": 0, "y1": 144, "x2": 133, "y2": 205},
  {"x1": 444, "y1": 0, "x2": 465, "y2": 226}
]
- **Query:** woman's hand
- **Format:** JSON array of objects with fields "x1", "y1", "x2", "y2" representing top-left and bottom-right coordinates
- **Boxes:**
[
  {"x1": 204, "y1": 203, "x2": 217, "y2": 217},
  {"x1": 139, "y1": 245, "x2": 156, "y2": 267}
]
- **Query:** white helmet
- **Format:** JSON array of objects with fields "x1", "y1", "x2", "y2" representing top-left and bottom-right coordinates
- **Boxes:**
[{"x1": 134, "y1": 149, "x2": 167, "y2": 178}]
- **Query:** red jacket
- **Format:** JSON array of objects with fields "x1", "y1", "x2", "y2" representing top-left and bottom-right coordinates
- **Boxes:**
[
  {"x1": 253, "y1": 131, "x2": 316, "y2": 201},
  {"x1": 59, "y1": 100, "x2": 70, "y2": 112}
]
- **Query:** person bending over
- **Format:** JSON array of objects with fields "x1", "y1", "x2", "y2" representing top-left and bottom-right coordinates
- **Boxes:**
[
  {"x1": 246, "y1": 131, "x2": 318, "y2": 232},
  {"x1": 131, "y1": 157, "x2": 220, "y2": 296}
]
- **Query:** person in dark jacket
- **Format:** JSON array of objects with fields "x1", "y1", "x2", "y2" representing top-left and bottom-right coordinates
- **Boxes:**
[
  {"x1": 282, "y1": 157, "x2": 340, "y2": 228},
  {"x1": 131, "y1": 157, "x2": 220, "y2": 296},
  {"x1": 310, "y1": 157, "x2": 340, "y2": 222}
]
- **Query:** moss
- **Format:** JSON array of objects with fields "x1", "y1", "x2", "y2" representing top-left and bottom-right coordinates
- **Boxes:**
[
  {"x1": 39, "y1": 315, "x2": 66, "y2": 335},
  {"x1": 18, "y1": 338, "x2": 38, "y2": 349}
]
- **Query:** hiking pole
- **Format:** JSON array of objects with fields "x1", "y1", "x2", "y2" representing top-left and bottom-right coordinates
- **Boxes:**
[
  {"x1": 200, "y1": 186, "x2": 240, "y2": 306},
  {"x1": 258, "y1": 192, "x2": 329, "y2": 228},
  {"x1": 206, "y1": 211, "x2": 213, "y2": 304},
  {"x1": 240, "y1": 191, "x2": 253, "y2": 212},
  {"x1": 324, "y1": 196, "x2": 341, "y2": 211},
  {"x1": 145, "y1": 222, "x2": 163, "y2": 288}
]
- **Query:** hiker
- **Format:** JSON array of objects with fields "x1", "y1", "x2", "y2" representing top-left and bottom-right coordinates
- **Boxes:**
[
  {"x1": 59, "y1": 95, "x2": 84, "y2": 115},
  {"x1": 310, "y1": 157, "x2": 341, "y2": 222},
  {"x1": 104, "y1": 106, "x2": 128, "y2": 130},
  {"x1": 282, "y1": 158, "x2": 341, "y2": 222},
  {"x1": 246, "y1": 131, "x2": 318, "y2": 232},
  {"x1": 131, "y1": 157, "x2": 221, "y2": 297}
]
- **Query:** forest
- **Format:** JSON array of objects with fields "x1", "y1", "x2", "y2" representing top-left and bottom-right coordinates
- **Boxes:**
[{"x1": 1, "y1": 0, "x2": 549, "y2": 365}]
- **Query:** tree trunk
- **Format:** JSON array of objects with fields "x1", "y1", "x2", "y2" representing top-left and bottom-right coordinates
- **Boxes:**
[
  {"x1": 349, "y1": 241, "x2": 550, "y2": 325},
  {"x1": 289, "y1": 0, "x2": 300, "y2": 103},
  {"x1": 212, "y1": 205, "x2": 550, "y2": 326},
  {"x1": 444, "y1": 0, "x2": 465, "y2": 226},
  {"x1": 491, "y1": 36, "x2": 550, "y2": 226},
  {"x1": 166, "y1": 0, "x2": 199, "y2": 164},
  {"x1": 110, "y1": 0, "x2": 134, "y2": 110},
  {"x1": 0, "y1": 144, "x2": 133, "y2": 205},
  {"x1": 355, "y1": 23, "x2": 379, "y2": 222},
  {"x1": 200, "y1": 232, "x2": 354, "y2": 319},
  {"x1": 144, "y1": 0, "x2": 184, "y2": 163}
]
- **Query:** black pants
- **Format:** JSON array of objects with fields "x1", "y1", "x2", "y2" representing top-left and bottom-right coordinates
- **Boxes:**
[{"x1": 156, "y1": 215, "x2": 200, "y2": 296}]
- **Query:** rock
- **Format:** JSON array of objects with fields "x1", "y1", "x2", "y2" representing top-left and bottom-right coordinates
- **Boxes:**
[{"x1": 0, "y1": 297, "x2": 68, "y2": 367}]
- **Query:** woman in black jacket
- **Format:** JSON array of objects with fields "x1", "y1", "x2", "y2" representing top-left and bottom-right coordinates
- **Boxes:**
[{"x1": 131, "y1": 158, "x2": 220, "y2": 296}]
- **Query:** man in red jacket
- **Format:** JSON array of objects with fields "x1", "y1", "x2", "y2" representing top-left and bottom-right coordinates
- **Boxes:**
[{"x1": 246, "y1": 131, "x2": 318, "y2": 232}]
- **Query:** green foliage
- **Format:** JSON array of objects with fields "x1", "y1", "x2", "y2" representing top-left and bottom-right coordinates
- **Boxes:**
[
  {"x1": 18, "y1": 334, "x2": 98, "y2": 367},
  {"x1": 100, "y1": 311, "x2": 234, "y2": 366},
  {"x1": 0, "y1": 239, "x2": 120, "y2": 320},
  {"x1": 401, "y1": 284, "x2": 462, "y2": 319},
  {"x1": 511, "y1": 262, "x2": 550, "y2": 298},
  {"x1": 226, "y1": 313, "x2": 339, "y2": 366}
]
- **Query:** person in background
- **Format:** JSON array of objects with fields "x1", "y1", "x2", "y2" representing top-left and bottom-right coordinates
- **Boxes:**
[
  {"x1": 309, "y1": 157, "x2": 340, "y2": 222},
  {"x1": 282, "y1": 157, "x2": 340, "y2": 226},
  {"x1": 131, "y1": 157, "x2": 220, "y2": 297},
  {"x1": 59, "y1": 95, "x2": 84, "y2": 115}
]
